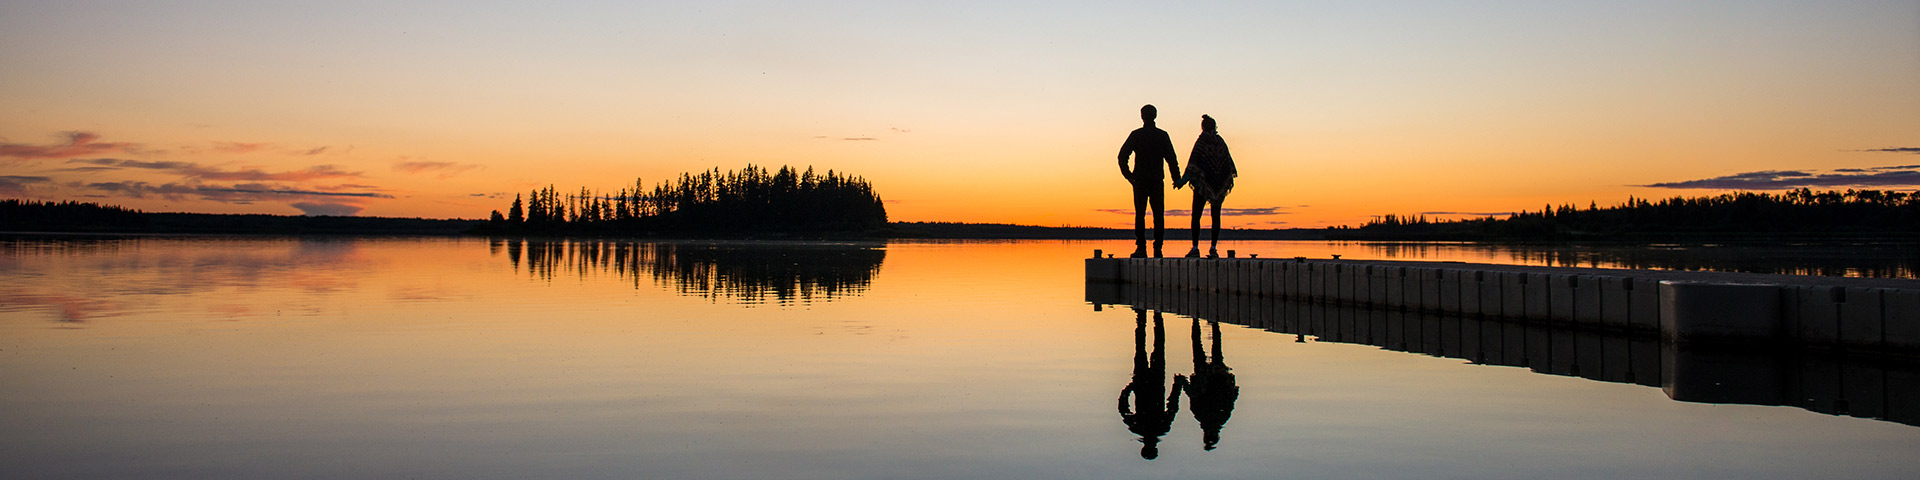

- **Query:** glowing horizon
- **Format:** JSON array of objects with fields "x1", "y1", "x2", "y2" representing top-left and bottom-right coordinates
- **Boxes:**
[{"x1": 3, "y1": 1, "x2": 1916, "y2": 228}]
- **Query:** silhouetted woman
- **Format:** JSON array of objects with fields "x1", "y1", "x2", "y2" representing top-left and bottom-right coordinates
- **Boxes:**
[
  {"x1": 1179, "y1": 115, "x2": 1237, "y2": 258},
  {"x1": 1180, "y1": 317, "x2": 1239, "y2": 450},
  {"x1": 1119, "y1": 308, "x2": 1185, "y2": 460}
]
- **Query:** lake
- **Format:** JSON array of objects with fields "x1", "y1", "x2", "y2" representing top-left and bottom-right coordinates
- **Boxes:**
[{"x1": 3, "y1": 236, "x2": 1917, "y2": 479}]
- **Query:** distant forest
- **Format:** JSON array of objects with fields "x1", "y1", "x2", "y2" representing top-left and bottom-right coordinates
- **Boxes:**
[
  {"x1": 0, "y1": 199, "x2": 147, "y2": 231},
  {"x1": 472, "y1": 165, "x2": 888, "y2": 235},
  {"x1": 0, "y1": 199, "x2": 477, "y2": 235},
  {"x1": 1338, "y1": 188, "x2": 1920, "y2": 240}
]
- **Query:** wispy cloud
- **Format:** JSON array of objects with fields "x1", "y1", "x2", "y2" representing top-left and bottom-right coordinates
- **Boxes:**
[
  {"x1": 66, "y1": 158, "x2": 363, "y2": 182},
  {"x1": 392, "y1": 160, "x2": 481, "y2": 178},
  {"x1": 0, "y1": 131, "x2": 142, "y2": 161},
  {"x1": 1865, "y1": 147, "x2": 1920, "y2": 154},
  {"x1": 80, "y1": 181, "x2": 392, "y2": 203},
  {"x1": 211, "y1": 141, "x2": 272, "y2": 154},
  {"x1": 1095, "y1": 206, "x2": 1294, "y2": 217},
  {"x1": 1642, "y1": 165, "x2": 1920, "y2": 189},
  {"x1": 841, "y1": 137, "x2": 878, "y2": 141},
  {"x1": 189, "y1": 141, "x2": 334, "y2": 156},
  {"x1": 290, "y1": 202, "x2": 363, "y2": 216},
  {"x1": 0, "y1": 175, "x2": 54, "y2": 196}
]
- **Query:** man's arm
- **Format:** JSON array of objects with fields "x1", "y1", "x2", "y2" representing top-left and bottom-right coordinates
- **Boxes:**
[
  {"x1": 1117, "y1": 135, "x2": 1136, "y2": 183},
  {"x1": 1161, "y1": 133, "x2": 1180, "y2": 182}
]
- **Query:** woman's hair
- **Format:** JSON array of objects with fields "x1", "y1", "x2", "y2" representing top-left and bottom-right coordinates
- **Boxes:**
[{"x1": 1201, "y1": 114, "x2": 1216, "y2": 132}]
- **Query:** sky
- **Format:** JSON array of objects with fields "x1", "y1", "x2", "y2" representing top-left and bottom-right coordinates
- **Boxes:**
[{"x1": 2, "y1": 1, "x2": 1916, "y2": 228}]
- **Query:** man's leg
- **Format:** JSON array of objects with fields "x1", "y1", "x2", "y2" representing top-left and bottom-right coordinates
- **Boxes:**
[
  {"x1": 1131, "y1": 188, "x2": 1149, "y2": 257},
  {"x1": 1187, "y1": 193, "x2": 1205, "y2": 256},
  {"x1": 1148, "y1": 185, "x2": 1165, "y2": 257}
]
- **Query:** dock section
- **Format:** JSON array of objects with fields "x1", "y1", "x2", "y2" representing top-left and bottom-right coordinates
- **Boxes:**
[
  {"x1": 1085, "y1": 252, "x2": 1920, "y2": 355},
  {"x1": 1085, "y1": 280, "x2": 1920, "y2": 427}
]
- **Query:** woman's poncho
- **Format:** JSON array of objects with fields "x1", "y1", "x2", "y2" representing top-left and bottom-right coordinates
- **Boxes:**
[{"x1": 1182, "y1": 132, "x2": 1237, "y2": 202}]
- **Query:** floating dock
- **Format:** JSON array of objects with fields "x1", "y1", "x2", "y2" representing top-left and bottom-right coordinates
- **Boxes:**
[
  {"x1": 1085, "y1": 252, "x2": 1920, "y2": 355},
  {"x1": 1085, "y1": 279, "x2": 1920, "y2": 427}
]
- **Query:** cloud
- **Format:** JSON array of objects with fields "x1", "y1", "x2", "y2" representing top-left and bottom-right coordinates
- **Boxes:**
[
  {"x1": 81, "y1": 181, "x2": 392, "y2": 202},
  {"x1": 69, "y1": 158, "x2": 198, "y2": 170},
  {"x1": 1096, "y1": 206, "x2": 1294, "y2": 217},
  {"x1": 290, "y1": 202, "x2": 364, "y2": 216},
  {"x1": 0, "y1": 131, "x2": 142, "y2": 161},
  {"x1": 1866, "y1": 147, "x2": 1920, "y2": 154},
  {"x1": 392, "y1": 160, "x2": 481, "y2": 178},
  {"x1": 0, "y1": 175, "x2": 53, "y2": 196},
  {"x1": 303, "y1": 146, "x2": 329, "y2": 155},
  {"x1": 842, "y1": 137, "x2": 878, "y2": 141},
  {"x1": 1643, "y1": 165, "x2": 1920, "y2": 189},
  {"x1": 890, "y1": 127, "x2": 911, "y2": 134},
  {"x1": 64, "y1": 158, "x2": 362, "y2": 182},
  {"x1": 211, "y1": 141, "x2": 271, "y2": 154}
]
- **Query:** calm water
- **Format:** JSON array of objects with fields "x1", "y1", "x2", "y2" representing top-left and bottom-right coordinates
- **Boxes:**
[{"x1": 3, "y1": 236, "x2": 1918, "y2": 479}]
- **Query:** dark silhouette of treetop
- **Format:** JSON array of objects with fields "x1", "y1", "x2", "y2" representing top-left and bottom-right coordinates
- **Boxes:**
[
  {"x1": 476, "y1": 165, "x2": 888, "y2": 235},
  {"x1": 1345, "y1": 188, "x2": 1920, "y2": 240}
]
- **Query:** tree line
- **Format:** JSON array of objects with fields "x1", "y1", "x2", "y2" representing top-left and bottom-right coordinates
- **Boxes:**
[
  {"x1": 1343, "y1": 188, "x2": 1920, "y2": 240},
  {"x1": 475, "y1": 164, "x2": 889, "y2": 235},
  {"x1": 1, "y1": 199, "x2": 149, "y2": 231}
]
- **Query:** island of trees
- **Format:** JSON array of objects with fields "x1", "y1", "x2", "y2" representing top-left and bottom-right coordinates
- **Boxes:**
[
  {"x1": 1338, "y1": 188, "x2": 1920, "y2": 240},
  {"x1": 472, "y1": 165, "x2": 888, "y2": 235}
]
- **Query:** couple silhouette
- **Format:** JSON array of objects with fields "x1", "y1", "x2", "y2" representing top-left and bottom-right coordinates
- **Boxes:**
[
  {"x1": 1117, "y1": 308, "x2": 1239, "y2": 460},
  {"x1": 1118, "y1": 104, "x2": 1239, "y2": 259}
]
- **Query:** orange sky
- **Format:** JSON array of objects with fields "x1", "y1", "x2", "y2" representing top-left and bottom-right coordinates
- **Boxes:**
[{"x1": 3, "y1": 2, "x2": 1917, "y2": 228}]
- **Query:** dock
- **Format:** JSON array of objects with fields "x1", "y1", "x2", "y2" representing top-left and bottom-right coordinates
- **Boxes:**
[{"x1": 1085, "y1": 252, "x2": 1920, "y2": 355}]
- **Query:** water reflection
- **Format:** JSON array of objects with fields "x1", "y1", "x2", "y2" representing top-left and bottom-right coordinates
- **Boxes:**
[
  {"x1": 499, "y1": 239, "x2": 885, "y2": 306},
  {"x1": 1118, "y1": 308, "x2": 1182, "y2": 459},
  {"x1": 1183, "y1": 315, "x2": 1239, "y2": 451},
  {"x1": 0, "y1": 235, "x2": 370, "y2": 322},
  {"x1": 1116, "y1": 306, "x2": 1243, "y2": 459},
  {"x1": 1089, "y1": 282, "x2": 1920, "y2": 428},
  {"x1": 1359, "y1": 241, "x2": 1920, "y2": 278}
]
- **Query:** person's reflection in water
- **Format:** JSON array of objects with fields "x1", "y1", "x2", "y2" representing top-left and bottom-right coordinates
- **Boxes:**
[
  {"x1": 1119, "y1": 308, "x2": 1185, "y2": 459},
  {"x1": 1180, "y1": 317, "x2": 1239, "y2": 451}
]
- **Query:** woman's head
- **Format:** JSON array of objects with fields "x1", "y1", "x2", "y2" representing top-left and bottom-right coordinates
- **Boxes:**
[{"x1": 1200, "y1": 114, "x2": 1216, "y2": 132}]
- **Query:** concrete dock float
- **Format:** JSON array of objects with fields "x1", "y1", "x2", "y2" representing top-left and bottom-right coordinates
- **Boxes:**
[
  {"x1": 1085, "y1": 280, "x2": 1920, "y2": 427},
  {"x1": 1085, "y1": 252, "x2": 1920, "y2": 356}
]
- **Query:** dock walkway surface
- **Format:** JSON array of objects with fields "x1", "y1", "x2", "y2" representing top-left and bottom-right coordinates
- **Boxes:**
[{"x1": 1084, "y1": 252, "x2": 1920, "y2": 356}]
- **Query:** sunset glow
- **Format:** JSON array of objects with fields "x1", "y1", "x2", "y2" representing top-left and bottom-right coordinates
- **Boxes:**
[{"x1": 3, "y1": 1, "x2": 1916, "y2": 228}]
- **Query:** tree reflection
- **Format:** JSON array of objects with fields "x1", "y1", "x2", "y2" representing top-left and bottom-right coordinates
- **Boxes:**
[{"x1": 506, "y1": 240, "x2": 884, "y2": 306}]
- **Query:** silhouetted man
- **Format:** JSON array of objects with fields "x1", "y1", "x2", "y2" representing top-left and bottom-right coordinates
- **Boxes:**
[
  {"x1": 1118, "y1": 104, "x2": 1180, "y2": 258},
  {"x1": 1180, "y1": 317, "x2": 1239, "y2": 451},
  {"x1": 1119, "y1": 308, "x2": 1185, "y2": 460}
]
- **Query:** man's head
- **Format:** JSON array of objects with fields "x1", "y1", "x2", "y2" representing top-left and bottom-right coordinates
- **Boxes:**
[{"x1": 1140, "y1": 104, "x2": 1157, "y2": 123}]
